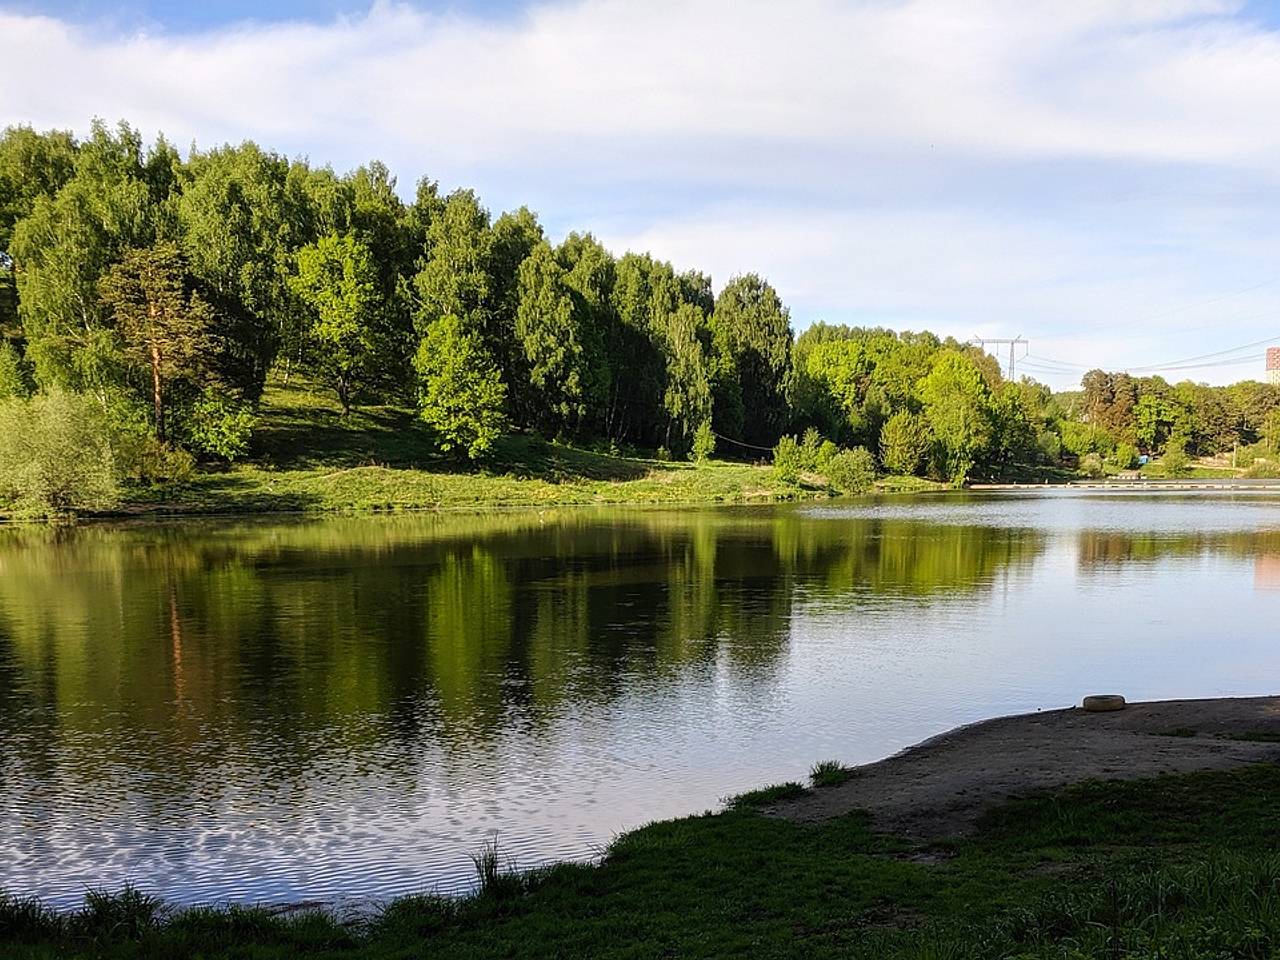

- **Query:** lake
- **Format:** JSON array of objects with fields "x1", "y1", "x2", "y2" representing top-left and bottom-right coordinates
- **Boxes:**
[{"x1": 2, "y1": 490, "x2": 1279, "y2": 909}]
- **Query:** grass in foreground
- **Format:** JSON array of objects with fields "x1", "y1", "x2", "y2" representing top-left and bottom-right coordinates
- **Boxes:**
[
  {"x1": 6, "y1": 763, "x2": 1280, "y2": 958},
  {"x1": 114, "y1": 381, "x2": 942, "y2": 516}
]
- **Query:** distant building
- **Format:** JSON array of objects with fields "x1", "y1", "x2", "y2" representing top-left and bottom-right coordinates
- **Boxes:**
[{"x1": 1268, "y1": 347, "x2": 1280, "y2": 384}]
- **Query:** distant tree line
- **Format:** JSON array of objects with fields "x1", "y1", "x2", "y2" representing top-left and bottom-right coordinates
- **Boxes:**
[{"x1": 4, "y1": 119, "x2": 1280, "y2": 508}]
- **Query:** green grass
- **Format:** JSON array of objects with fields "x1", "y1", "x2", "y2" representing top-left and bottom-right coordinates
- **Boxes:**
[
  {"x1": 105, "y1": 381, "x2": 942, "y2": 517},
  {"x1": 7, "y1": 763, "x2": 1280, "y2": 958},
  {"x1": 809, "y1": 759, "x2": 856, "y2": 788},
  {"x1": 1227, "y1": 730, "x2": 1280, "y2": 743}
]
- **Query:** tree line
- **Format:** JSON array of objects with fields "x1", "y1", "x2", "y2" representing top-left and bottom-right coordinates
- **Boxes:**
[{"x1": 3, "y1": 119, "x2": 1280, "y2": 506}]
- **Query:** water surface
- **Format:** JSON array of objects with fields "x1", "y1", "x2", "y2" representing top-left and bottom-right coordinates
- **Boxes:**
[{"x1": 2, "y1": 491, "x2": 1278, "y2": 907}]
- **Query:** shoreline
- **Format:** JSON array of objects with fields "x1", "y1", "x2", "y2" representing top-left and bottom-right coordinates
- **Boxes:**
[
  {"x1": 10, "y1": 696, "x2": 1280, "y2": 912},
  {"x1": 5, "y1": 695, "x2": 1280, "y2": 956},
  {"x1": 770, "y1": 694, "x2": 1280, "y2": 837}
]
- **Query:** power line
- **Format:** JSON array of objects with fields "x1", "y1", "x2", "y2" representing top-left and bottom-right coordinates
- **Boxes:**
[
  {"x1": 1123, "y1": 333, "x2": 1280, "y2": 373},
  {"x1": 711, "y1": 430, "x2": 774, "y2": 453}
]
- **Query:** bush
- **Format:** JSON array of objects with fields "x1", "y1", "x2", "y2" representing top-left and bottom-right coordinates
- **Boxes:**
[
  {"x1": 772, "y1": 435, "x2": 805, "y2": 483},
  {"x1": 1162, "y1": 440, "x2": 1191, "y2": 478},
  {"x1": 1245, "y1": 459, "x2": 1280, "y2": 479},
  {"x1": 814, "y1": 439, "x2": 838, "y2": 473},
  {"x1": 185, "y1": 389, "x2": 255, "y2": 461},
  {"x1": 1079, "y1": 452, "x2": 1105, "y2": 479},
  {"x1": 0, "y1": 388, "x2": 121, "y2": 516},
  {"x1": 691, "y1": 421, "x2": 715, "y2": 463},
  {"x1": 825, "y1": 446, "x2": 877, "y2": 494},
  {"x1": 800, "y1": 427, "x2": 823, "y2": 465},
  {"x1": 1109, "y1": 442, "x2": 1139, "y2": 471}
]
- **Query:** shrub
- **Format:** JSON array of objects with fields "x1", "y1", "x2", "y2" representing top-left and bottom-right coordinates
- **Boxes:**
[
  {"x1": 825, "y1": 446, "x2": 877, "y2": 494},
  {"x1": 800, "y1": 427, "x2": 823, "y2": 465},
  {"x1": 1245, "y1": 459, "x2": 1280, "y2": 479},
  {"x1": 1109, "y1": 442, "x2": 1139, "y2": 471},
  {"x1": 772, "y1": 435, "x2": 805, "y2": 483},
  {"x1": 0, "y1": 388, "x2": 121, "y2": 516},
  {"x1": 1079, "y1": 452, "x2": 1105, "y2": 479},
  {"x1": 1162, "y1": 440, "x2": 1191, "y2": 478},
  {"x1": 815, "y1": 439, "x2": 838, "y2": 473},
  {"x1": 691, "y1": 420, "x2": 715, "y2": 462},
  {"x1": 185, "y1": 389, "x2": 255, "y2": 461}
]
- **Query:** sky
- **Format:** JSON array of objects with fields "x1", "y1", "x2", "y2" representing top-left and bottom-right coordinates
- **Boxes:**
[{"x1": 5, "y1": 0, "x2": 1280, "y2": 389}]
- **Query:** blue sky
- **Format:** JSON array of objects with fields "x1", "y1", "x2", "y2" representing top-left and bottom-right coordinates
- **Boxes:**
[{"x1": 5, "y1": 0, "x2": 1280, "y2": 388}]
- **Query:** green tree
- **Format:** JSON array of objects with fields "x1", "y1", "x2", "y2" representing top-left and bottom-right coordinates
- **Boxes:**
[
  {"x1": 415, "y1": 314, "x2": 507, "y2": 460},
  {"x1": 0, "y1": 125, "x2": 78, "y2": 253},
  {"x1": 515, "y1": 243, "x2": 606, "y2": 433},
  {"x1": 1161, "y1": 438, "x2": 1191, "y2": 478},
  {"x1": 413, "y1": 189, "x2": 492, "y2": 337},
  {"x1": 917, "y1": 351, "x2": 991, "y2": 483},
  {"x1": 691, "y1": 420, "x2": 715, "y2": 462},
  {"x1": 1262, "y1": 408, "x2": 1280, "y2": 453},
  {"x1": 660, "y1": 303, "x2": 712, "y2": 452},
  {"x1": 10, "y1": 122, "x2": 161, "y2": 390},
  {"x1": 288, "y1": 232, "x2": 383, "y2": 414},
  {"x1": 711, "y1": 274, "x2": 793, "y2": 448},
  {"x1": 98, "y1": 243, "x2": 215, "y2": 443},
  {"x1": 879, "y1": 410, "x2": 930, "y2": 476},
  {"x1": 178, "y1": 141, "x2": 305, "y2": 399}
]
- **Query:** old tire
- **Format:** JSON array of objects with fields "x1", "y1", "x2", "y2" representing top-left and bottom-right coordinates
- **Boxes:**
[{"x1": 1082, "y1": 694, "x2": 1126, "y2": 712}]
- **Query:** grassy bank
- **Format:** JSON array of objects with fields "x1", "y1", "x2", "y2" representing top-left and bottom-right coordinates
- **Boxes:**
[
  {"x1": 108, "y1": 383, "x2": 942, "y2": 517},
  {"x1": 5, "y1": 762, "x2": 1280, "y2": 958}
]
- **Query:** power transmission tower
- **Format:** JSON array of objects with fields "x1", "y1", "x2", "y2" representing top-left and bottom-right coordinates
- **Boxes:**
[{"x1": 969, "y1": 335, "x2": 1029, "y2": 380}]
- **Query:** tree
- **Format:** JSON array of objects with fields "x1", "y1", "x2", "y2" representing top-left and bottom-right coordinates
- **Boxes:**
[
  {"x1": 1263, "y1": 408, "x2": 1280, "y2": 453},
  {"x1": 288, "y1": 232, "x2": 383, "y2": 414},
  {"x1": 917, "y1": 351, "x2": 991, "y2": 483},
  {"x1": 691, "y1": 420, "x2": 715, "y2": 462},
  {"x1": 0, "y1": 125, "x2": 78, "y2": 254},
  {"x1": 99, "y1": 243, "x2": 214, "y2": 442},
  {"x1": 10, "y1": 122, "x2": 161, "y2": 390},
  {"x1": 413, "y1": 189, "x2": 492, "y2": 338},
  {"x1": 1161, "y1": 438, "x2": 1191, "y2": 478},
  {"x1": 178, "y1": 141, "x2": 305, "y2": 399},
  {"x1": 711, "y1": 274, "x2": 793, "y2": 448},
  {"x1": 660, "y1": 303, "x2": 712, "y2": 452},
  {"x1": 415, "y1": 314, "x2": 507, "y2": 460},
  {"x1": 879, "y1": 410, "x2": 930, "y2": 476},
  {"x1": 515, "y1": 243, "x2": 606, "y2": 433}
]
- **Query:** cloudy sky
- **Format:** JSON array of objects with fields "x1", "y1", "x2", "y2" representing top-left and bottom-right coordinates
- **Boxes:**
[{"x1": 5, "y1": 0, "x2": 1280, "y2": 387}]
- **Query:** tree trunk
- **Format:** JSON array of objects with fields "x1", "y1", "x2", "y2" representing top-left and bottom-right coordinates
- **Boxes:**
[{"x1": 151, "y1": 343, "x2": 165, "y2": 443}]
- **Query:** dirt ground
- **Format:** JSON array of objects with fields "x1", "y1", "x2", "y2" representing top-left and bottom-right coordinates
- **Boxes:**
[{"x1": 769, "y1": 696, "x2": 1280, "y2": 838}]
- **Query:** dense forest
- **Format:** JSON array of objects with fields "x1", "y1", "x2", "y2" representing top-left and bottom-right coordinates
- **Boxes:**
[{"x1": 3, "y1": 120, "x2": 1280, "y2": 514}]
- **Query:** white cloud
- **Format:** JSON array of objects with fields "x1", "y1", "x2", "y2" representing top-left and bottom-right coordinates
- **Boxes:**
[{"x1": 5, "y1": 0, "x2": 1280, "y2": 385}]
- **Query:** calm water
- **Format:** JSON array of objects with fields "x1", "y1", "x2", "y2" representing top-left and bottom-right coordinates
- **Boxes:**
[{"x1": 2, "y1": 491, "x2": 1280, "y2": 908}]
